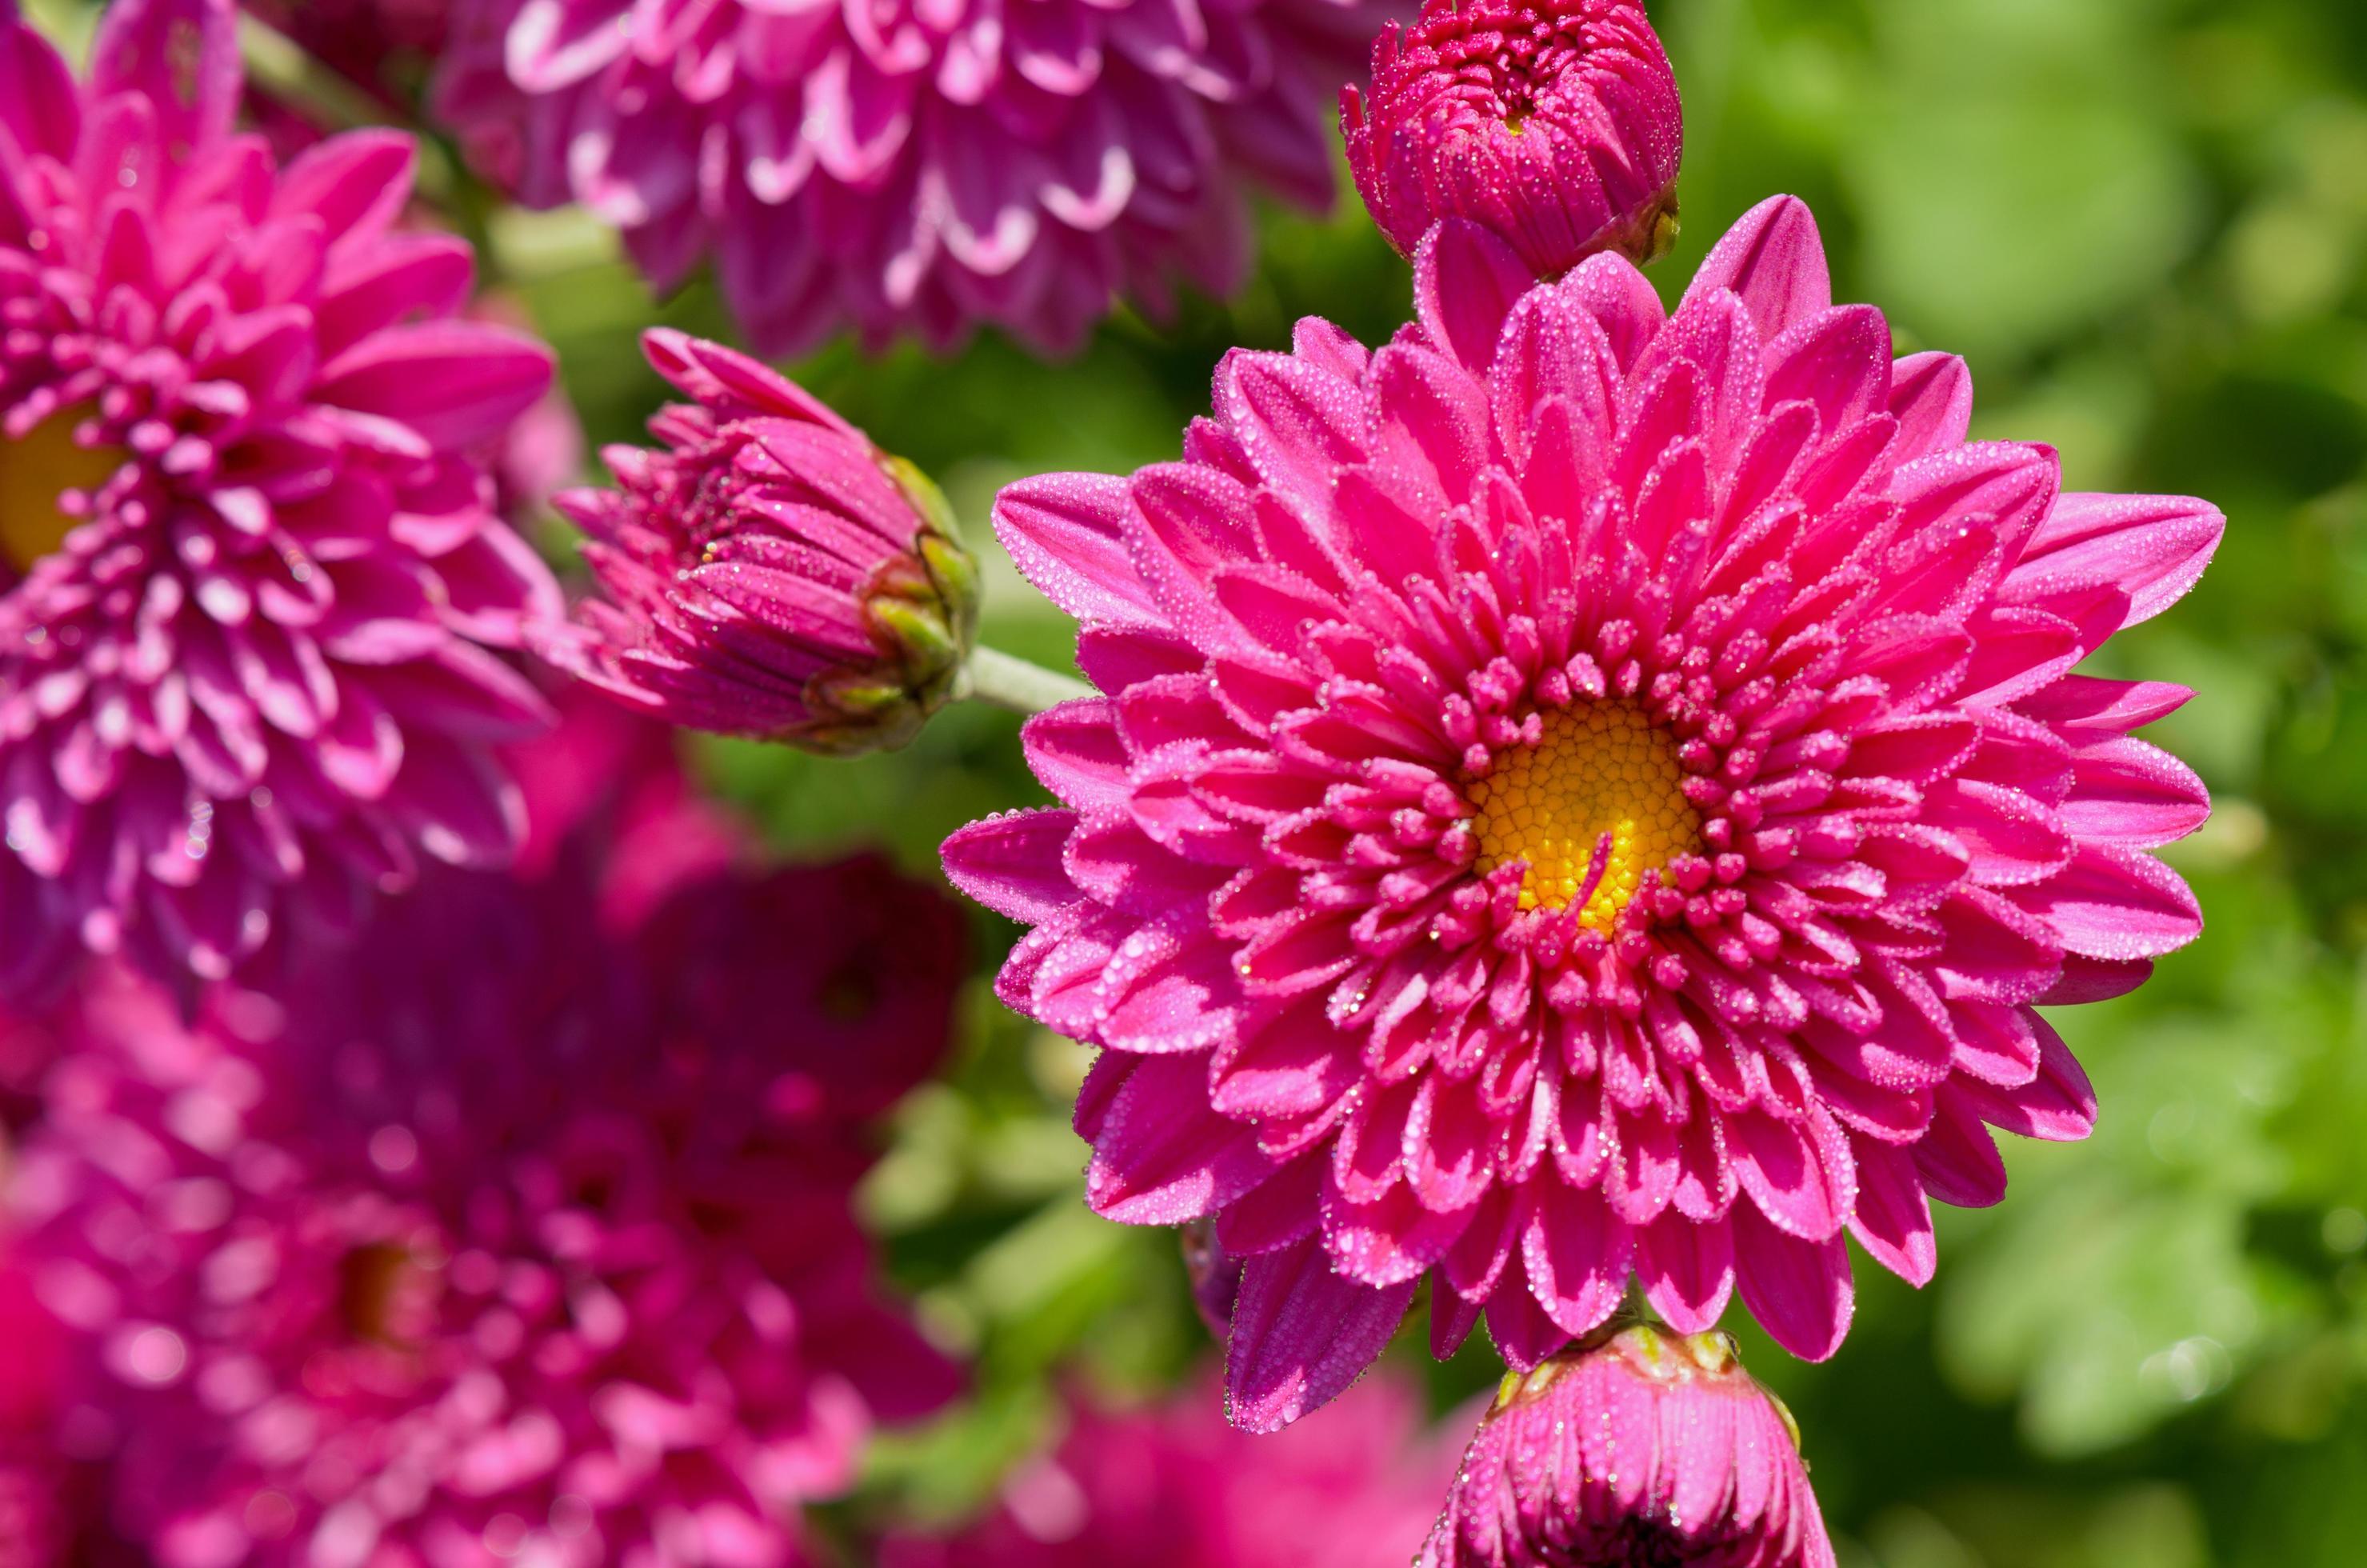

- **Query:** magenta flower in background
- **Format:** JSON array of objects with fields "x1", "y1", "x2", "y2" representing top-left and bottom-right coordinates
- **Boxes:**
[
  {"x1": 0, "y1": 0, "x2": 562, "y2": 997},
  {"x1": 943, "y1": 198, "x2": 2218, "y2": 1429},
  {"x1": 0, "y1": 1246, "x2": 90, "y2": 1567},
  {"x1": 12, "y1": 711, "x2": 966, "y2": 1565},
  {"x1": 433, "y1": 0, "x2": 1393, "y2": 355},
  {"x1": 541, "y1": 330, "x2": 980, "y2": 755},
  {"x1": 1343, "y1": 0, "x2": 1682, "y2": 276},
  {"x1": 884, "y1": 1371, "x2": 1462, "y2": 1568},
  {"x1": 1422, "y1": 1324, "x2": 1834, "y2": 1567}
]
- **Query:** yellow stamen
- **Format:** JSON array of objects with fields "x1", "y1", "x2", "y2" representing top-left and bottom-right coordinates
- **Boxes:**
[
  {"x1": 1466, "y1": 703, "x2": 1701, "y2": 927},
  {"x1": 0, "y1": 406, "x2": 127, "y2": 572}
]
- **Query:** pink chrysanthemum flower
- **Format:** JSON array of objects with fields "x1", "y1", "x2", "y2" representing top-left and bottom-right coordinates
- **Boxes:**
[
  {"x1": 14, "y1": 727, "x2": 966, "y2": 1563},
  {"x1": 437, "y1": 0, "x2": 1393, "y2": 354},
  {"x1": 0, "y1": 0, "x2": 562, "y2": 995},
  {"x1": 883, "y1": 1371, "x2": 1462, "y2": 1568},
  {"x1": 1421, "y1": 1324, "x2": 1833, "y2": 1567},
  {"x1": 541, "y1": 330, "x2": 979, "y2": 754},
  {"x1": 1343, "y1": 0, "x2": 1682, "y2": 276},
  {"x1": 942, "y1": 199, "x2": 2217, "y2": 1429}
]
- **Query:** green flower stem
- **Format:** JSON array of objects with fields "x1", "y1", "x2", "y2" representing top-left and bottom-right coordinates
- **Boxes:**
[{"x1": 960, "y1": 646, "x2": 1093, "y2": 715}]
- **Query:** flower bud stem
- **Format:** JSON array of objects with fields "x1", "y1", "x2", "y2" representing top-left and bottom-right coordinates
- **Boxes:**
[{"x1": 961, "y1": 646, "x2": 1094, "y2": 714}]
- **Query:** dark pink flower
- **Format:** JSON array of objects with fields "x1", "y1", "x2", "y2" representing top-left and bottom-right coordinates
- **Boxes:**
[
  {"x1": 541, "y1": 331, "x2": 980, "y2": 755},
  {"x1": 241, "y1": 0, "x2": 459, "y2": 153},
  {"x1": 14, "y1": 738, "x2": 966, "y2": 1563},
  {"x1": 1421, "y1": 1324, "x2": 1833, "y2": 1567},
  {"x1": 942, "y1": 199, "x2": 2217, "y2": 1428},
  {"x1": 0, "y1": 0, "x2": 563, "y2": 996},
  {"x1": 1343, "y1": 0, "x2": 1681, "y2": 275},
  {"x1": 883, "y1": 1371, "x2": 1461, "y2": 1568},
  {"x1": 501, "y1": 678, "x2": 744, "y2": 930},
  {"x1": 432, "y1": 0, "x2": 1393, "y2": 355}
]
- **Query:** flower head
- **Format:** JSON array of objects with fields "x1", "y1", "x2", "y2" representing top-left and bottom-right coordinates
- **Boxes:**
[
  {"x1": 0, "y1": 0, "x2": 563, "y2": 995},
  {"x1": 943, "y1": 199, "x2": 2217, "y2": 1429},
  {"x1": 543, "y1": 331, "x2": 978, "y2": 755},
  {"x1": 1343, "y1": 0, "x2": 1681, "y2": 275},
  {"x1": 14, "y1": 719, "x2": 966, "y2": 1564},
  {"x1": 1421, "y1": 1324, "x2": 1833, "y2": 1567},
  {"x1": 884, "y1": 1371, "x2": 1461, "y2": 1568},
  {"x1": 435, "y1": 0, "x2": 1393, "y2": 355}
]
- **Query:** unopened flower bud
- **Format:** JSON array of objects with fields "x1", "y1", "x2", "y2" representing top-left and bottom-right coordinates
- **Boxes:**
[
  {"x1": 1343, "y1": 0, "x2": 1683, "y2": 276},
  {"x1": 545, "y1": 331, "x2": 980, "y2": 754},
  {"x1": 1421, "y1": 1323, "x2": 1836, "y2": 1567}
]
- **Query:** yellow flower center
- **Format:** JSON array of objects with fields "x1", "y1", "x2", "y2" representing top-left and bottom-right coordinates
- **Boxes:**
[
  {"x1": 0, "y1": 406, "x2": 128, "y2": 572},
  {"x1": 1466, "y1": 703, "x2": 1701, "y2": 927}
]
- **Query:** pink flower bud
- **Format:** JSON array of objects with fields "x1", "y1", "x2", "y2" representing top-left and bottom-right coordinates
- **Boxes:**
[
  {"x1": 1421, "y1": 1323, "x2": 1837, "y2": 1567},
  {"x1": 1342, "y1": 0, "x2": 1683, "y2": 275},
  {"x1": 544, "y1": 331, "x2": 980, "y2": 754}
]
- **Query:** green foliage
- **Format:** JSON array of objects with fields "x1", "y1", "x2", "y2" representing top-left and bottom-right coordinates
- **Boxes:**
[{"x1": 490, "y1": 0, "x2": 2367, "y2": 1561}]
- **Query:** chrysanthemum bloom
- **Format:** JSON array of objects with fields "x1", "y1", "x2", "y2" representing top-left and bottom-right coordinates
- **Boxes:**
[
  {"x1": 1342, "y1": 0, "x2": 1681, "y2": 276},
  {"x1": 435, "y1": 0, "x2": 1393, "y2": 355},
  {"x1": 1421, "y1": 1324, "x2": 1833, "y2": 1567},
  {"x1": 14, "y1": 728, "x2": 966, "y2": 1563},
  {"x1": 542, "y1": 330, "x2": 980, "y2": 754},
  {"x1": 883, "y1": 1371, "x2": 1461, "y2": 1568},
  {"x1": 943, "y1": 198, "x2": 2217, "y2": 1429},
  {"x1": 0, "y1": 0, "x2": 562, "y2": 995}
]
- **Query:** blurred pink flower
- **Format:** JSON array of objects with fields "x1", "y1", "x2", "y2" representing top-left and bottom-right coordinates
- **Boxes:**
[
  {"x1": 943, "y1": 198, "x2": 2218, "y2": 1428},
  {"x1": 500, "y1": 678, "x2": 742, "y2": 930},
  {"x1": 0, "y1": 0, "x2": 563, "y2": 998},
  {"x1": 1421, "y1": 1325, "x2": 1833, "y2": 1567},
  {"x1": 884, "y1": 1371, "x2": 1462, "y2": 1568},
  {"x1": 1342, "y1": 0, "x2": 1681, "y2": 274},
  {"x1": 13, "y1": 720, "x2": 966, "y2": 1564},
  {"x1": 540, "y1": 331, "x2": 978, "y2": 754},
  {"x1": 431, "y1": 0, "x2": 1393, "y2": 355},
  {"x1": 0, "y1": 1247, "x2": 80, "y2": 1567}
]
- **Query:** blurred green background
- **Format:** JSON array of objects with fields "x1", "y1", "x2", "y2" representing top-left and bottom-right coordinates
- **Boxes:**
[{"x1": 357, "y1": 0, "x2": 2367, "y2": 1560}]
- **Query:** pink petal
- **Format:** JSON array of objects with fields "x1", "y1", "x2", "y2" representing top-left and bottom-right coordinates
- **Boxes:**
[
  {"x1": 2010, "y1": 493, "x2": 2224, "y2": 629},
  {"x1": 1634, "y1": 1210, "x2": 1735, "y2": 1333},
  {"x1": 2014, "y1": 842, "x2": 2201, "y2": 961},
  {"x1": 1086, "y1": 1054, "x2": 1275, "y2": 1224},
  {"x1": 941, "y1": 810, "x2": 1081, "y2": 926},
  {"x1": 1225, "y1": 1237, "x2": 1412, "y2": 1432},
  {"x1": 1682, "y1": 194, "x2": 1833, "y2": 342},
  {"x1": 1731, "y1": 1203, "x2": 1853, "y2": 1362},
  {"x1": 1413, "y1": 218, "x2": 1536, "y2": 375},
  {"x1": 1845, "y1": 1137, "x2": 1937, "y2": 1286},
  {"x1": 90, "y1": 0, "x2": 238, "y2": 152},
  {"x1": 317, "y1": 323, "x2": 555, "y2": 451},
  {"x1": 0, "y1": 14, "x2": 78, "y2": 162},
  {"x1": 1957, "y1": 1014, "x2": 2096, "y2": 1144},
  {"x1": 273, "y1": 130, "x2": 417, "y2": 248},
  {"x1": 1888, "y1": 351, "x2": 1974, "y2": 463},
  {"x1": 1521, "y1": 1180, "x2": 1631, "y2": 1337},
  {"x1": 2060, "y1": 737, "x2": 2209, "y2": 849},
  {"x1": 994, "y1": 473, "x2": 1162, "y2": 630}
]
